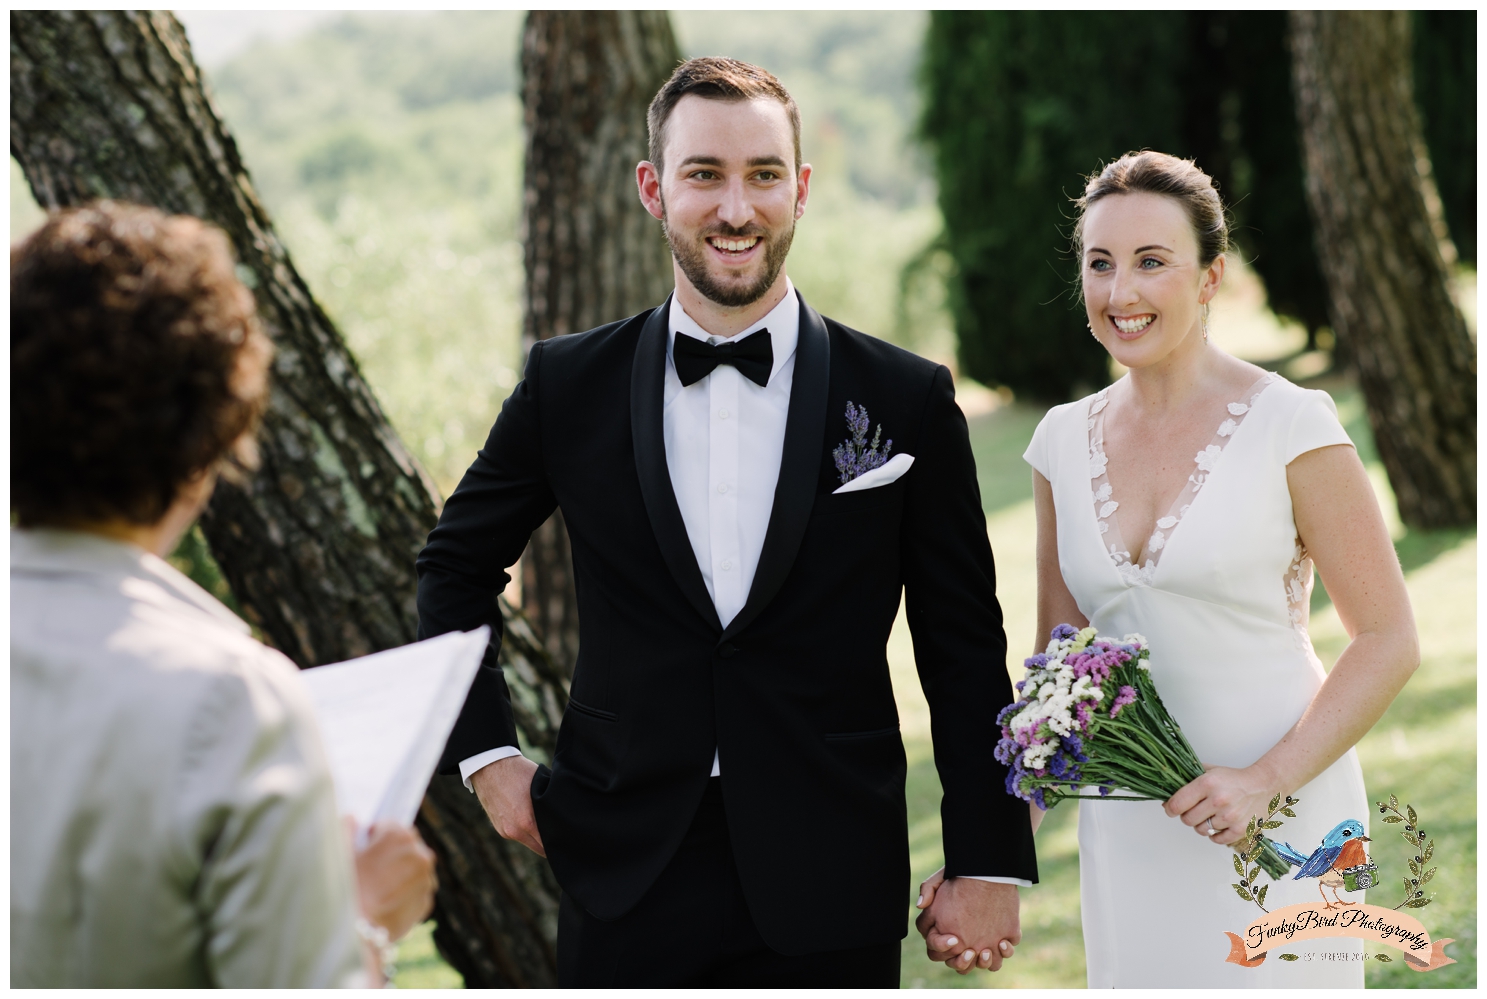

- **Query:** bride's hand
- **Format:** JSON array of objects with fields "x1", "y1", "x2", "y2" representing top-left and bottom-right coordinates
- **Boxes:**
[{"x1": 1164, "y1": 764, "x2": 1279, "y2": 848}]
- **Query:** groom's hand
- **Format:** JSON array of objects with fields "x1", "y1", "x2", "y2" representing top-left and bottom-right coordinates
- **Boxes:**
[
  {"x1": 915, "y1": 869, "x2": 1020, "y2": 974},
  {"x1": 470, "y1": 755, "x2": 546, "y2": 857}
]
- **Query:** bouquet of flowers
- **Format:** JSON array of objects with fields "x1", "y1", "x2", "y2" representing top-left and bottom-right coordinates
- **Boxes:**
[{"x1": 996, "y1": 624, "x2": 1291, "y2": 878}]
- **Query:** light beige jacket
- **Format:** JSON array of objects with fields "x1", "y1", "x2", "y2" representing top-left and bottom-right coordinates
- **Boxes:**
[{"x1": 11, "y1": 529, "x2": 366, "y2": 987}]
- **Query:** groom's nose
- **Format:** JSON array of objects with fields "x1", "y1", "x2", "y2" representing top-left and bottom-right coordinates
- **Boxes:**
[{"x1": 716, "y1": 177, "x2": 756, "y2": 229}]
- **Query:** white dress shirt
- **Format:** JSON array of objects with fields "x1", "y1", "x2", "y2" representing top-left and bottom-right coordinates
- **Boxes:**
[{"x1": 458, "y1": 286, "x2": 1027, "y2": 887}]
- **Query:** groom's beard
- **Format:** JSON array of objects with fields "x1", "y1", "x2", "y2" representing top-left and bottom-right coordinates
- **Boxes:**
[{"x1": 663, "y1": 212, "x2": 796, "y2": 309}]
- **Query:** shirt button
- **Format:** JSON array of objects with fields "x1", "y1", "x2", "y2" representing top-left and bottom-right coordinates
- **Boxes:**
[
  {"x1": 717, "y1": 482, "x2": 729, "y2": 493},
  {"x1": 721, "y1": 560, "x2": 733, "y2": 571},
  {"x1": 718, "y1": 409, "x2": 729, "y2": 420}
]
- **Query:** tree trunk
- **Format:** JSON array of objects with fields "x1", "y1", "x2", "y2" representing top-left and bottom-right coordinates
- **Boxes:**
[
  {"x1": 518, "y1": 11, "x2": 679, "y2": 677},
  {"x1": 1288, "y1": 11, "x2": 1476, "y2": 529},
  {"x1": 11, "y1": 10, "x2": 565, "y2": 985}
]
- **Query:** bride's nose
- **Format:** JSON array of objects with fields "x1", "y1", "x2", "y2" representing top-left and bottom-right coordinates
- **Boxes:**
[{"x1": 1108, "y1": 266, "x2": 1141, "y2": 308}]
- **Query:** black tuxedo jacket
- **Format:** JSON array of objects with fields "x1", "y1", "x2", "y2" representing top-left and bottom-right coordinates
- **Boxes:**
[{"x1": 416, "y1": 295, "x2": 1037, "y2": 954}]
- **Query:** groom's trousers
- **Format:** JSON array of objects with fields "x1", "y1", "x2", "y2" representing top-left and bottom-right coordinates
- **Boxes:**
[{"x1": 555, "y1": 778, "x2": 902, "y2": 987}]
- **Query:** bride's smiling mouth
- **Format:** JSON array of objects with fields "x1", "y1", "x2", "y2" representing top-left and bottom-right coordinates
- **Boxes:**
[{"x1": 1109, "y1": 313, "x2": 1155, "y2": 339}]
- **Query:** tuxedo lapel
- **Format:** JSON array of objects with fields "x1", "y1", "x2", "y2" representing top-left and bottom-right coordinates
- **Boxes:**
[
  {"x1": 721, "y1": 295, "x2": 830, "y2": 642},
  {"x1": 631, "y1": 299, "x2": 723, "y2": 632}
]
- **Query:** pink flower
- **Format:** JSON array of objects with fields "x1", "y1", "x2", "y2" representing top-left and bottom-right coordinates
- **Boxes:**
[{"x1": 1109, "y1": 685, "x2": 1137, "y2": 718}]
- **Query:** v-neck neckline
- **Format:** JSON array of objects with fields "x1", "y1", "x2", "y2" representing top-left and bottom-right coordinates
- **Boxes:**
[{"x1": 1086, "y1": 372, "x2": 1277, "y2": 587}]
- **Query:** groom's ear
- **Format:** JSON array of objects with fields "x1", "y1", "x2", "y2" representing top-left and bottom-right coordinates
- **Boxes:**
[
  {"x1": 636, "y1": 161, "x2": 665, "y2": 222},
  {"x1": 794, "y1": 162, "x2": 813, "y2": 221}
]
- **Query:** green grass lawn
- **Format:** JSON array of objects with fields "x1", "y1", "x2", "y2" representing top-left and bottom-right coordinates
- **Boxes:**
[{"x1": 396, "y1": 380, "x2": 1474, "y2": 989}]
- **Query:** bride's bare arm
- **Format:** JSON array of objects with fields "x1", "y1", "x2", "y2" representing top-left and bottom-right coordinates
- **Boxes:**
[
  {"x1": 1165, "y1": 443, "x2": 1418, "y2": 844},
  {"x1": 1030, "y1": 471, "x2": 1088, "y2": 835},
  {"x1": 1033, "y1": 471, "x2": 1088, "y2": 647}
]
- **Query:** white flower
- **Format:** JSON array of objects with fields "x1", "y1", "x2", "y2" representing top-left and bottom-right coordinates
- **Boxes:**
[
  {"x1": 1156, "y1": 516, "x2": 1178, "y2": 529},
  {"x1": 1228, "y1": 402, "x2": 1250, "y2": 416},
  {"x1": 1099, "y1": 500, "x2": 1119, "y2": 518},
  {"x1": 1094, "y1": 482, "x2": 1112, "y2": 503},
  {"x1": 1216, "y1": 419, "x2": 1239, "y2": 438},
  {"x1": 1089, "y1": 448, "x2": 1109, "y2": 478},
  {"x1": 1147, "y1": 531, "x2": 1165, "y2": 552},
  {"x1": 1194, "y1": 444, "x2": 1224, "y2": 472}
]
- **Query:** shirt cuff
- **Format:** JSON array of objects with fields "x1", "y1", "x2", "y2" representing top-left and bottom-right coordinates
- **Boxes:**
[
  {"x1": 459, "y1": 745, "x2": 524, "y2": 791},
  {"x1": 961, "y1": 875, "x2": 1033, "y2": 887}
]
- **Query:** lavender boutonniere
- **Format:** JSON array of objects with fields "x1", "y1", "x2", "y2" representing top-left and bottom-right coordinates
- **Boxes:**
[{"x1": 832, "y1": 401, "x2": 893, "y2": 486}]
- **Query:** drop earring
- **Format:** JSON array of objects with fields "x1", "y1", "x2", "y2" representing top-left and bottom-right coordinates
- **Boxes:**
[
  {"x1": 1088, "y1": 322, "x2": 1098, "y2": 340},
  {"x1": 1201, "y1": 303, "x2": 1211, "y2": 344}
]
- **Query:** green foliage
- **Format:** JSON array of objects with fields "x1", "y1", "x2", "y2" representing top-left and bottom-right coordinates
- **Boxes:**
[
  {"x1": 920, "y1": 12, "x2": 1187, "y2": 402},
  {"x1": 1413, "y1": 11, "x2": 1476, "y2": 263}
]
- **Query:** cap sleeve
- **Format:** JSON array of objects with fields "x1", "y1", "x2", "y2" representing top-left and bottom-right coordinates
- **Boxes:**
[
  {"x1": 1023, "y1": 409, "x2": 1055, "y2": 480},
  {"x1": 1285, "y1": 388, "x2": 1354, "y2": 464}
]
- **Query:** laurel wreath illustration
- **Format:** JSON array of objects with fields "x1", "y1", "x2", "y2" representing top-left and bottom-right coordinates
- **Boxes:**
[
  {"x1": 1377, "y1": 794, "x2": 1436, "y2": 911},
  {"x1": 1230, "y1": 793, "x2": 1298, "y2": 913}
]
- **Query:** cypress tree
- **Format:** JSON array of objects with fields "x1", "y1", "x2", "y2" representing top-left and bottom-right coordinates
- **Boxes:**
[
  {"x1": 921, "y1": 12, "x2": 1187, "y2": 402},
  {"x1": 1412, "y1": 10, "x2": 1475, "y2": 264}
]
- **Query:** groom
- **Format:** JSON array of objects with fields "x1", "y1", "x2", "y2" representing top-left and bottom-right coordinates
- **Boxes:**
[{"x1": 417, "y1": 57, "x2": 1037, "y2": 986}]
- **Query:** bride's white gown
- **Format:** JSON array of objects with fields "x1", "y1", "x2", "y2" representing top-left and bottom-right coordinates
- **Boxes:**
[{"x1": 1024, "y1": 373, "x2": 1369, "y2": 988}]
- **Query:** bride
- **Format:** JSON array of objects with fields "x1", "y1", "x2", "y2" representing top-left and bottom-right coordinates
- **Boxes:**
[{"x1": 1023, "y1": 151, "x2": 1418, "y2": 986}]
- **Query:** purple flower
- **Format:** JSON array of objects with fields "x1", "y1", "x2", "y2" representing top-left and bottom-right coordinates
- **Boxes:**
[
  {"x1": 1024, "y1": 654, "x2": 1049, "y2": 669},
  {"x1": 1050, "y1": 624, "x2": 1079, "y2": 642},
  {"x1": 1109, "y1": 685, "x2": 1137, "y2": 718},
  {"x1": 1032, "y1": 787, "x2": 1048, "y2": 810},
  {"x1": 832, "y1": 402, "x2": 893, "y2": 485}
]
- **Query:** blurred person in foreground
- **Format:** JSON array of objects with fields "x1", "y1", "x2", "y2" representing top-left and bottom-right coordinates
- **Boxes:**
[{"x1": 11, "y1": 202, "x2": 436, "y2": 987}]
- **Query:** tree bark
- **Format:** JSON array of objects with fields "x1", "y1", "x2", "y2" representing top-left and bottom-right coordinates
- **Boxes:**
[
  {"x1": 1288, "y1": 11, "x2": 1476, "y2": 529},
  {"x1": 11, "y1": 10, "x2": 565, "y2": 985},
  {"x1": 518, "y1": 11, "x2": 679, "y2": 677}
]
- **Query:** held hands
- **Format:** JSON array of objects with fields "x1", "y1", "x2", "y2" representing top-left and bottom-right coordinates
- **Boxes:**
[
  {"x1": 1165, "y1": 763, "x2": 1280, "y2": 848},
  {"x1": 350, "y1": 820, "x2": 438, "y2": 941},
  {"x1": 470, "y1": 754, "x2": 546, "y2": 857},
  {"x1": 915, "y1": 868, "x2": 1020, "y2": 975}
]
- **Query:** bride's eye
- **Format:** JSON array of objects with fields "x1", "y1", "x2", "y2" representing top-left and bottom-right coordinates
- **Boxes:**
[
  {"x1": 1089, "y1": 259, "x2": 1112, "y2": 272},
  {"x1": 1140, "y1": 257, "x2": 1164, "y2": 269}
]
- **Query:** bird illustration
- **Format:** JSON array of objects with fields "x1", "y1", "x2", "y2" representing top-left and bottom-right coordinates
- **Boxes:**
[{"x1": 1272, "y1": 819, "x2": 1372, "y2": 909}]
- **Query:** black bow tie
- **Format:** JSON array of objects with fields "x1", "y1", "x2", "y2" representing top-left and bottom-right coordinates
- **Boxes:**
[{"x1": 673, "y1": 328, "x2": 774, "y2": 388}]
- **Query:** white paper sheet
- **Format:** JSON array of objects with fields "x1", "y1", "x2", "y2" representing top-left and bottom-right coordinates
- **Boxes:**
[{"x1": 301, "y1": 626, "x2": 489, "y2": 831}]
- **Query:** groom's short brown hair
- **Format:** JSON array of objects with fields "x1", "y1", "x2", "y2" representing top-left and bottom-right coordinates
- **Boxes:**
[{"x1": 647, "y1": 57, "x2": 801, "y2": 177}]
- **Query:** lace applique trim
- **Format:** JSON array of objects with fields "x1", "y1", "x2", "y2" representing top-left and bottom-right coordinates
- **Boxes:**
[
  {"x1": 1089, "y1": 373, "x2": 1277, "y2": 587},
  {"x1": 1284, "y1": 537, "x2": 1314, "y2": 644}
]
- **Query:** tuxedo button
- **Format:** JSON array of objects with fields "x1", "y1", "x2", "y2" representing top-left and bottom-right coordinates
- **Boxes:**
[
  {"x1": 717, "y1": 643, "x2": 738, "y2": 659},
  {"x1": 717, "y1": 482, "x2": 729, "y2": 493},
  {"x1": 720, "y1": 560, "x2": 732, "y2": 571}
]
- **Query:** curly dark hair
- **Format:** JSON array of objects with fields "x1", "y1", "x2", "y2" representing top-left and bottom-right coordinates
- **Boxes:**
[{"x1": 11, "y1": 201, "x2": 272, "y2": 528}]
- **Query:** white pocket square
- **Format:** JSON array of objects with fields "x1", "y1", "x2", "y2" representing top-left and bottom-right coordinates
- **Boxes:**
[{"x1": 832, "y1": 453, "x2": 915, "y2": 494}]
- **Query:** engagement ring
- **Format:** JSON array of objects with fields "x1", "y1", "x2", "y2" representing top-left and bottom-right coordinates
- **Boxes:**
[{"x1": 1205, "y1": 818, "x2": 1217, "y2": 836}]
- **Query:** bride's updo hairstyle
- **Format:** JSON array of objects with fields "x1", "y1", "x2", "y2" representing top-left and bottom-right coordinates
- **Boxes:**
[{"x1": 1072, "y1": 151, "x2": 1230, "y2": 269}]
